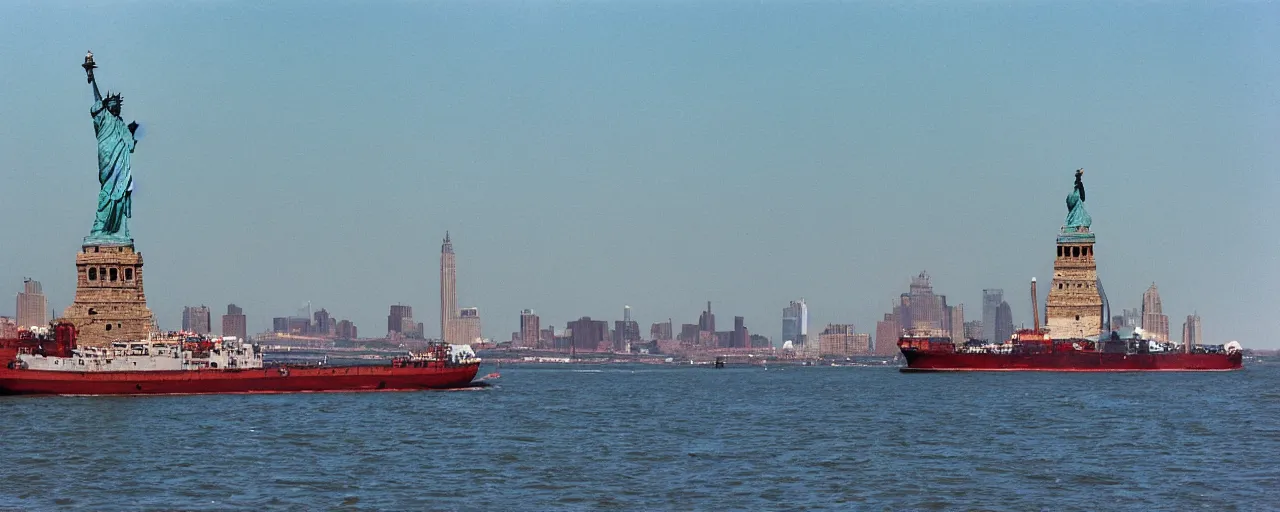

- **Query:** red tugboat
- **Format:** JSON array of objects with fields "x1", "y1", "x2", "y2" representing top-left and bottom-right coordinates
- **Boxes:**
[
  {"x1": 0, "y1": 323, "x2": 482, "y2": 396},
  {"x1": 899, "y1": 279, "x2": 1243, "y2": 372}
]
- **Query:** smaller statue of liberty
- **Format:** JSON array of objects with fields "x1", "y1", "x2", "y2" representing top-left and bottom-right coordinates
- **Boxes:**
[
  {"x1": 82, "y1": 51, "x2": 141, "y2": 244},
  {"x1": 1064, "y1": 168, "x2": 1091, "y2": 231}
]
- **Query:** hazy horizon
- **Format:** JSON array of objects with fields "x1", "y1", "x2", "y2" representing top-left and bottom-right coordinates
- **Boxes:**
[{"x1": 2, "y1": 2, "x2": 1276, "y2": 346}]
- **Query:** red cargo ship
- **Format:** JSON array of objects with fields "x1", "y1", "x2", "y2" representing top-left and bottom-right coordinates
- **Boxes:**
[
  {"x1": 0, "y1": 323, "x2": 482, "y2": 396},
  {"x1": 898, "y1": 329, "x2": 1243, "y2": 372},
  {"x1": 898, "y1": 278, "x2": 1243, "y2": 372}
]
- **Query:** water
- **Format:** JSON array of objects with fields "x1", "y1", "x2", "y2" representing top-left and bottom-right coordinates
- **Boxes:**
[{"x1": 2, "y1": 364, "x2": 1278, "y2": 511}]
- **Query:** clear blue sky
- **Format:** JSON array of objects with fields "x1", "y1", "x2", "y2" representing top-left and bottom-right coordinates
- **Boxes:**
[{"x1": 1, "y1": 2, "x2": 1276, "y2": 346}]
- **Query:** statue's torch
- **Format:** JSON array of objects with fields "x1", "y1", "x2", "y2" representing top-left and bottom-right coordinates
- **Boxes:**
[{"x1": 82, "y1": 51, "x2": 96, "y2": 82}]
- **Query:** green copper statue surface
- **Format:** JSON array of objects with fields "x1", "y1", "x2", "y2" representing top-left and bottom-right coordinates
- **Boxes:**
[
  {"x1": 1064, "y1": 168, "x2": 1091, "y2": 231},
  {"x1": 82, "y1": 51, "x2": 140, "y2": 245}
]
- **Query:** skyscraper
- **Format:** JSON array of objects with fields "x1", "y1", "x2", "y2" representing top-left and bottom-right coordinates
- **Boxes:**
[
  {"x1": 568, "y1": 316, "x2": 608, "y2": 352},
  {"x1": 613, "y1": 305, "x2": 640, "y2": 351},
  {"x1": 650, "y1": 319, "x2": 673, "y2": 341},
  {"x1": 698, "y1": 301, "x2": 715, "y2": 334},
  {"x1": 519, "y1": 309, "x2": 540, "y2": 348},
  {"x1": 994, "y1": 301, "x2": 1014, "y2": 343},
  {"x1": 731, "y1": 316, "x2": 748, "y2": 349},
  {"x1": 336, "y1": 319, "x2": 358, "y2": 340},
  {"x1": 16, "y1": 278, "x2": 47, "y2": 329},
  {"x1": 893, "y1": 272, "x2": 955, "y2": 336},
  {"x1": 440, "y1": 232, "x2": 457, "y2": 343},
  {"x1": 982, "y1": 289, "x2": 1003, "y2": 342},
  {"x1": 222, "y1": 303, "x2": 247, "y2": 340},
  {"x1": 387, "y1": 305, "x2": 413, "y2": 336},
  {"x1": 782, "y1": 299, "x2": 808, "y2": 348},
  {"x1": 874, "y1": 312, "x2": 901, "y2": 356},
  {"x1": 313, "y1": 308, "x2": 332, "y2": 336},
  {"x1": 287, "y1": 316, "x2": 310, "y2": 335},
  {"x1": 1141, "y1": 284, "x2": 1170, "y2": 342},
  {"x1": 963, "y1": 320, "x2": 983, "y2": 341},
  {"x1": 949, "y1": 304, "x2": 965, "y2": 344},
  {"x1": 456, "y1": 307, "x2": 482, "y2": 344},
  {"x1": 1181, "y1": 313, "x2": 1202, "y2": 353},
  {"x1": 818, "y1": 324, "x2": 871, "y2": 357},
  {"x1": 182, "y1": 305, "x2": 211, "y2": 334},
  {"x1": 1121, "y1": 308, "x2": 1140, "y2": 329}
]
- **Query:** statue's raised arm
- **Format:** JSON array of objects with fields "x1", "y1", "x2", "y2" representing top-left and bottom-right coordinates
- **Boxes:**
[
  {"x1": 83, "y1": 51, "x2": 102, "y2": 104},
  {"x1": 1074, "y1": 168, "x2": 1085, "y2": 203}
]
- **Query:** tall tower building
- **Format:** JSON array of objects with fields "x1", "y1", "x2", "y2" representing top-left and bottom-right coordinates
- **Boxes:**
[
  {"x1": 981, "y1": 289, "x2": 1003, "y2": 342},
  {"x1": 650, "y1": 319, "x2": 673, "y2": 341},
  {"x1": 949, "y1": 304, "x2": 965, "y2": 343},
  {"x1": 16, "y1": 278, "x2": 48, "y2": 329},
  {"x1": 1121, "y1": 308, "x2": 1140, "y2": 329},
  {"x1": 782, "y1": 299, "x2": 808, "y2": 348},
  {"x1": 874, "y1": 312, "x2": 901, "y2": 356},
  {"x1": 568, "y1": 316, "x2": 608, "y2": 352},
  {"x1": 455, "y1": 307, "x2": 482, "y2": 344},
  {"x1": 963, "y1": 320, "x2": 983, "y2": 341},
  {"x1": 613, "y1": 305, "x2": 640, "y2": 351},
  {"x1": 387, "y1": 305, "x2": 413, "y2": 336},
  {"x1": 897, "y1": 272, "x2": 947, "y2": 332},
  {"x1": 1045, "y1": 171, "x2": 1103, "y2": 338},
  {"x1": 182, "y1": 305, "x2": 211, "y2": 334},
  {"x1": 1181, "y1": 313, "x2": 1202, "y2": 353},
  {"x1": 995, "y1": 301, "x2": 1014, "y2": 343},
  {"x1": 440, "y1": 232, "x2": 458, "y2": 343},
  {"x1": 222, "y1": 303, "x2": 247, "y2": 340},
  {"x1": 698, "y1": 301, "x2": 715, "y2": 334},
  {"x1": 313, "y1": 308, "x2": 332, "y2": 336},
  {"x1": 1141, "y1": 284, "x2": 1170, "y2": 342},
  {"x1": 731, "y1": 316, "x2": 748, "y2": 349},
  {"x1": 336, "y1": 320, "x2": 357, "y2": 340},
  {"x1": 893, "y1": 272, "x2": 954, "y2": 337},
  {"x1": 519, "y1": 309, "x2": 540, "y2": 348}
]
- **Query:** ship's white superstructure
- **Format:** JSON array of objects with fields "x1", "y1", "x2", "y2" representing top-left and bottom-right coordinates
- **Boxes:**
[{"x1": 14, "y1": 335, "x2": 263, "y2": 372}]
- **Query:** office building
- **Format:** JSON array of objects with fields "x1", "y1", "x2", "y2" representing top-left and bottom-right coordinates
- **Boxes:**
[
  {"x1": 782, "y1": 299, "x2": 809, "y2": 348},
  {"x1": 182, "y1": 305, "x2": 211, "y2": 335},
  {"x1": 16, "y1": 278, "x2": 47, "y2": 329},
  {"x1": 222, "y1": 303, "x2": 247, "y2": 340}
]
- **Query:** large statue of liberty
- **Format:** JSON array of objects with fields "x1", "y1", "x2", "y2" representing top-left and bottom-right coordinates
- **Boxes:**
[
  {"x1": 82, "y1": 51, "x2": 140, "y2": 244},
  {"x1": 1064, "y1": 168, "x2": 1091, "y2": 231}
]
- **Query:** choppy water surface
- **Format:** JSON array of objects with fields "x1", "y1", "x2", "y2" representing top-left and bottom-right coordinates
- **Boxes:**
[{"x1": 2, "y1": 364, "x2": 1278, "y2": 511}]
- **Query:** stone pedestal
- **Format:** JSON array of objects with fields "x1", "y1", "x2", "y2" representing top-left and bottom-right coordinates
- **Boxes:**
[
  {"x1": 1045, "y1": 229, "x2": 1103, "y2": 338},
  {"x1": 60, "y1": 243, "x2": 155, "y2": 347}
]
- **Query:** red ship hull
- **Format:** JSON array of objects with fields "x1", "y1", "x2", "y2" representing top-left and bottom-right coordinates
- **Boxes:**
[
  {"x1": 900, "y1": 350, "x2": 1242, "y2": 372},
  {"x1": 0, "y1": 363, "x2": 481, "y2": 396}
]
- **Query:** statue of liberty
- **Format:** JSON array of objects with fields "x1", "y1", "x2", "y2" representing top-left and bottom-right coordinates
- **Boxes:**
[
  {"x1": 82, "y1": 51, "x2": 140, "y2": 244},
  {"x1": 1064, "y1": 168, "x2": 1091, "y2": 231}
]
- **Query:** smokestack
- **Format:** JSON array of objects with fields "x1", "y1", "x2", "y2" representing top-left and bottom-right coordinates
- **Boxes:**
[{"x1": 1031, "y1": 278, "x2": 1040, "y2": 332}]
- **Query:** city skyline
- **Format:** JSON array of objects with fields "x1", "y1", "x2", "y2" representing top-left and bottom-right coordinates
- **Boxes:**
[
  {"x1": 0, "y1": 262, "x2": 1246, "y2": 349},
  {"x1": 1, "y1": 3, "x2": 1275, "y2": 346}
]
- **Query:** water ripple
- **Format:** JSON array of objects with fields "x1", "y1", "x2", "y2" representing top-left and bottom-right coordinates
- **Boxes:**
[{"x1": 1, "y1": 365, "x2": 1278, "y2": 510}]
